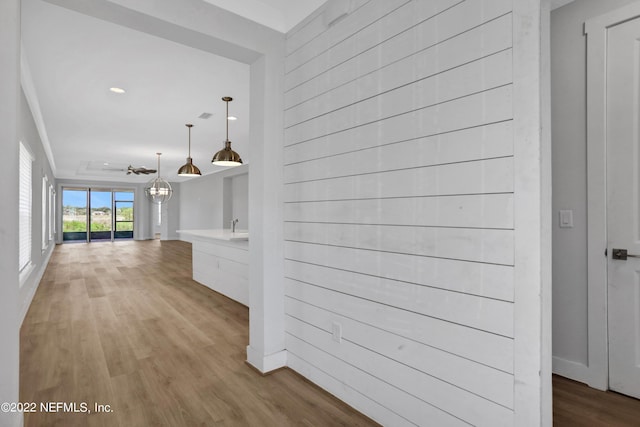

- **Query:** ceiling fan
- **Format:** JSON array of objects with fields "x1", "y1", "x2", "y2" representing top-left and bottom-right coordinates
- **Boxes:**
[{"x1": 126, "y1": 165, "x2": 157, "y2": 175}]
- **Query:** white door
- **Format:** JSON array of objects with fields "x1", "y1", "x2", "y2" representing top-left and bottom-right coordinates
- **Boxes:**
[{"x1": 607, "y1": 15, "x2": 640, "y2": 399}]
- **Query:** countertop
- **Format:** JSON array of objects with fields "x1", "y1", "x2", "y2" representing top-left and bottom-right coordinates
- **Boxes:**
[{"x1": 176, "y1": 229, "x2": 249, "y2": 242}]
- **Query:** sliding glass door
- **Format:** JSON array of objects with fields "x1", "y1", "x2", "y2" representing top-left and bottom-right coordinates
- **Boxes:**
[
  {"x1": 62, "y1": 188, "x2": 134, "y2": 242},
  {"x1": 90, "y1": 190, "x2": 112, "y2": 241},
  {"x1": 114, "y1": 191, "x2": 134, "y2": 239},
  {"x1": 62, "y1": 189, "x2": 88, "y2": 242}
]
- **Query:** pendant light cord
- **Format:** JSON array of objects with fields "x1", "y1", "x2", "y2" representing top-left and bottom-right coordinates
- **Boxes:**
[
  {"x1": 156, "y1": 153, "x2": 161, "y2": 178},
  {"x1": 226, "y1": 99, "x2": 229, "y2": 142},
  {"x1": 188, "y1": 125, "x2": 192, "y2": 157}
]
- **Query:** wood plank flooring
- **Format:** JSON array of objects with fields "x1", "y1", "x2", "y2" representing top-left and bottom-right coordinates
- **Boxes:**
[
  {"x1": 20, "y1": 240, "x2": 378, "y2": 427},
  {"x1": 553, "y1": 375, "x2": 640, "y2": 426}
]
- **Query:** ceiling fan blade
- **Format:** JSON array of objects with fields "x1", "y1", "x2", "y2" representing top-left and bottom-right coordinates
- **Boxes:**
[{"x1": 125, "y1": 165, "x2": 156, "y2": 175}]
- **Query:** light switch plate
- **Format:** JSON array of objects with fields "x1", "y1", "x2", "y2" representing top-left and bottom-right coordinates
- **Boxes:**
[{"x1": 559, "y1": 210, "x2": 574, "y2": 228}]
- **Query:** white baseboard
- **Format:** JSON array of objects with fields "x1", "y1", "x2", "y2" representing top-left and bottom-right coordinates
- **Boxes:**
[
  {"x1": 246, "y1": 346, "x2": 287, "y2": 373},
  {"x1": 552, "y1": 356, "x2": 590, "y2": 384}
]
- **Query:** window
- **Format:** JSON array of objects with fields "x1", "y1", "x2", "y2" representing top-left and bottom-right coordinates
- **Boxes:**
[
  {"x1": 114, "y1": 191, "x2": 134, "y2": 239},
  {"x1": 19, "y1": 142, "x2": 33, "y2": 273},
  {"x1": 49, "y1": 185, "x2": 55, "y2": 241},
  {"x1": 42, "y1": 175, "x2": 48, "y2": 250},
  {"x1": 62, "y1": 188, "x2": 134, "y2": 242}
]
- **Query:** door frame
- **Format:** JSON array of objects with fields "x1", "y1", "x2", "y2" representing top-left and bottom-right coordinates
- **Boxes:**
[{"x1": 585, "y1": 1, "x2": 640, "y2": 391}]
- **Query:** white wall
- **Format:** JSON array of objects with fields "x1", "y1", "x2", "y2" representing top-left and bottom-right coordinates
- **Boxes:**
[
  {"x1": 283, "y1": 0, "x2": 550, "y2": 425},
  {"x1": 18, "y1": 87, "x2": 56, "y2": 323},
  {"x1": 230, "y1": 172, "x2": 249, "y2": 230},
  {"x1": 0, "y1": 1, "x2": 22, "y2": 426},
  {"x1": 160, "y1": 183, "x2": 180, "y2": 240},
  {"x1": 178, "y1": 164, "x2": 249, "y2": 231},
  {"x1": 551, "y1": 0, "x2": 638, "y2": 383}
]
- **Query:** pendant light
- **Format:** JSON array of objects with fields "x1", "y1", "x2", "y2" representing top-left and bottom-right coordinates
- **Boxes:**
[
  {"x1": 212, "y1": 96, "x2": 243, "y2": 166},
  {"x1": 177, "y1": 124, "x2": 201, "y2": 176},
  {"x1": 144, "y1": 153, "x2": 173, "y2": 204}
]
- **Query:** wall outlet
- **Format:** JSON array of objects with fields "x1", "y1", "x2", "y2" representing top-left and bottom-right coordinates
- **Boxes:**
[{"x1": 331, "y1": 322, "x2": 342, "y2": 343}]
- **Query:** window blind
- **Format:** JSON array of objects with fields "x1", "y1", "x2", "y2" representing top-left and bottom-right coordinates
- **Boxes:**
[
  {"x1": 42, "y1": 176, "x2": 48, "y2": 250},
  {"x1": 19, "y1": 142, "x2": 33, "y2": 272},
  {"x1": 49, "y1": 185, "x2": 54, "y2": 241}
]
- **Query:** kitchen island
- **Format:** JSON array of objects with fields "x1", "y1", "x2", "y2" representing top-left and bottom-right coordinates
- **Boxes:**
[{"x1": 177, "y1": 229, "x2": 248, "y2": 306}]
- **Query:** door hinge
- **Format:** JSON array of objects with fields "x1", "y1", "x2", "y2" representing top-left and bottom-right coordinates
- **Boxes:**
[{"x1": 605, "y1": 248, "x2": 608, "y2": 257}]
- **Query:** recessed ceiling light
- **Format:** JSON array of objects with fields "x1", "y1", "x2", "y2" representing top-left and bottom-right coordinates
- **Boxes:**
[
  {"x1": 103, "y1": 162, "x2": 109, "y2": 166},
  {"x1": 227, "y1": 116, "x2": 237, "y2": 121},
  {"x1": 109, "y1": 87, "x2": 126, "y2": 94}
]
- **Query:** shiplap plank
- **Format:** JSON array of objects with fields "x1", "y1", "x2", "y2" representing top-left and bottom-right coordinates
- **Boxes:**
[
  {"x1": 285, "y1": 0, "x2": 456, "y2": 74},
  {"x1": 285, "y1": 0, "x2": 510, "y2": 90},
  {"x1": 286, "y1": 0, "x2": 462, "y2": 77},
  {"x1": 287, "y1": 0, "x2": 411, "y2": 76},
  {"x1": 285, "y1": 15, "x2": 512, "y2": 125},
  {"x1": 284, "y1": 194, "x2": 514, "y2": 229},
  {"x1": 285, "y1": 280, "x2": 514, "y2": 372},
  {"x1": 285, "y1": 261, "x2": 514, "y2": 336},
  {"x1": 284, "y1": 222, "x2": 514, "y2": 265},
  {"x1": 287, "y1": 316, "x2": 514, "y2": 426},
  {"x1": 285, "y1": 0, "x2": 512, "y2": 107},
  {"x1": 285, "y1": 0, "x2": 372, "y2": 56},
  {"x1": 285, "y1": 298, "x2": 515, "y2": 408},
  {"x1": 287, "y1": 351, "x2": 440, "y2": 427},
  {"x1": 287, "y1": 334, "x2": 469, "y2": 427},
  {"x1": 284, "y1": 157, "x2": 514, "y2": 203},
  {"x1": 284, "y1": 85, "x2": 513, "y2": 165},
  {"x1": 285, "y1": 49, "x2": 512, "y2": 146},
  {"x1": 285, "y1": 0, "x2": 411, "y2": 76},
  {"x1": 284, "y1": 241, "x2": 514, "y2": 302},
  {"x1": 285, "y1": 120, "x2": 512, "y2": 182}
]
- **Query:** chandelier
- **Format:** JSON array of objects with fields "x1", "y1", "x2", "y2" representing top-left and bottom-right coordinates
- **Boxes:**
[{"x1": 144, "y1": 153, "x2": 173, "y2": 204}]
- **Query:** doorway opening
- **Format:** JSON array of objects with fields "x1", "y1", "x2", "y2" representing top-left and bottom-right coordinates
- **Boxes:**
[{"x1": 62, "y1": 187, "x2": 134, "y2": 242}]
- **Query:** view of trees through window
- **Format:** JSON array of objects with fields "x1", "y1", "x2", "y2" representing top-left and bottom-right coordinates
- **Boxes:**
[{"x1": 62, "y1": 189, "x2": 134, "y2": 241}]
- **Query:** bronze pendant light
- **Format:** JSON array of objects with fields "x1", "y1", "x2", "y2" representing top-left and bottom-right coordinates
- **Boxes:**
[
  {"x1": 212, "y1": 96, "x2": 243, "y2": 166},
  {"x1": 177, "y1": 123, "x2": 201, "y2": 176}
]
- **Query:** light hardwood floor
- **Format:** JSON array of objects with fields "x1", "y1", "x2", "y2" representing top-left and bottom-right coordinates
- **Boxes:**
[
  {"x1": 20, "y1": 240, "x2": 378, "y2": 426},
  {"x1": 553, "y1": 375, "x2": 640, "y2": 426}
]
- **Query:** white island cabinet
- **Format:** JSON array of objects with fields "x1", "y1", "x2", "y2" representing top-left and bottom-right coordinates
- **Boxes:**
[{"x1": 177, "y1": 229, "x2": 249, "y2": 306}]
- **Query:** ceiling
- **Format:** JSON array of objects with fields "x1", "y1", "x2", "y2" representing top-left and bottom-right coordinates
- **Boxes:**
[
  {"x1": 202, "y1": 0, "x2": 327, "y2": 33},
  {"x1": 550, "y1": 0, "x2": 575, "y2": 11},
  {"x1": 20, "y1": 0, "x2": 327, "y2": 184}
]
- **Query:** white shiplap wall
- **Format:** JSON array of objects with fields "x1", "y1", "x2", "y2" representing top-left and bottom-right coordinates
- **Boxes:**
[{"x1": 284, "y1": 0, "x2": 516, "y2": 425}]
